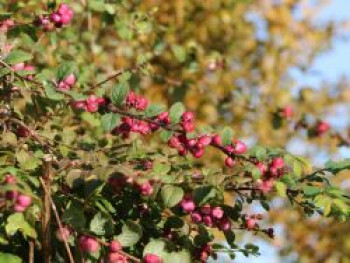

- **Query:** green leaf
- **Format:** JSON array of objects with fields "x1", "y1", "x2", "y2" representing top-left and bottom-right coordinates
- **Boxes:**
[
  {"x1": 5, "y1": 50, "x2": 33, "y2": 64},
  {"x1": 169, "y1": 102, "x2": 185, "y2": 124},
  {"x1": 0, "y1": 253, "x2": 22, "y2": 263},
  {"x1": 62, "y1": 202, "x2": 86, "y2": 229},
  {"x1": 152, "y1": 163, "x2": 171, "y2": 176},
  {"x1": 159, "y1": 130, "x2": 173, "y2": 142},
  {"x1": 193, "y1": 186, "x2": 216, "y2": 206},
  {"x1": 220, "y1": 127, "x2": 234, "y2": 146},
  {"x1": 249, "y1": 146, "x2": 267, "y2": 161},
  {"x1": 43, "y1": 82, "x2": 64, "y2": 101},
  {"x1": 90, "y1": 212, "x2": 114, "y2": 236},
  {"x1": 117, "y1": 221, "x2": 143, "y2": 247},
  {"x1": 101, "y1": 113, "x2": 121, "y2": 132},
  {"x1": 171, "y1": 45, "x2": 186, "y2": 63},
  {"x1": 161, "y1": 185, "x2": 184, "y2": 208},
  {"x1": 143, "y1": 239, "x2": 166, "y2": 257},
  {"x1": 6, "y1": 213, "x2": 37, "y2": 239},
  {"x1": 16, "y1": 150, "x2": 39, "y2": 170},
  {"x1": 275, "y1": 182, "x2": 287, "y2": 197},
  {"x1": 303, "y1": 186, "x2": 322, "y2": 197},
  {"x1": 224, "y1": 230, "x2": 236, "y2": 248},
  {"x1": 111, "y1": 82, "x2": 129, "y2": 106},
  {"x1": 325, "y1": 159, "x2": 350, "y2": 174},
  {"x1": 164, "y1": 250, "x2": 191, "y2": 263},
  {"x1": 56, "y1": 62, "x2": 76, "y2": 81},
  {"x1": 145, "y1": 104, "x2": 165, "y2": 117}
]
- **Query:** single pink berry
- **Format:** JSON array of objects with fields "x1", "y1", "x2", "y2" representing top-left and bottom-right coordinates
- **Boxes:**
[
  {"x1": 181, "y1": 121, "x2": 194, "y2": 132},
  {"x1": 211, "y1": 134, "x2": 222, "y2": 146},
  {"x1": 281, "y1": 106, "x2": 293, "y2": 118},
  {"x1": 140, "y1": 181, "x2": 153, "y2": 196},
  {"x1": 218, "y1": 217, "x2": 231, "y2": 231},
  {"x1": 56, "y1": 227, "x2": 71, "y2": 242},
  {"x1": 256, "y1": 162, "x2": 267, "y2": 176},
  {"x1": 316, "y1": 121, "x2": 330, "y2": 135},
  {"x1": 198, "y1": 135, "x2": 212, "y2": 146},
  {"x1": 50, "y1": 13, "x2": 61, "y2": 23},
  {"x1": 200, "y1": 204, "x2": 211, "y2": 215},
  {"x1": 168, "y1": 136, "x2": 181, "y2": 149},
  {"x1": 203, "y1": 215, "x2": 213, "y2": 227},
  {"x1": 191, "y1": 147, "x2": 204, "y2": 158},
  {"x1": 4, "y1": 174, "x2": 16, "y2": 184},
  {"x1": 257, "y1": 179, "x2": 274, "y2": 194},
  {"x1": 233, "y1": 140, "x2": 247, "y2": 154},
  {"x1": 109, "y1": 240, "x2": 122, "y2": 253},
  {"x1": 225, "y1": 157, "x2": 235, "y2": 168},
  {"x1": 108, "y1": 252, "x2": 128, "y2": 263},
  {"x1": 271, "y1": 157, "x2": 284, "y2": 169},
  {"x1": 191, "y1": 212, "x2": 202, "y2": 223},
  {"x1": 181, "y1": 112, "x2": 194, "y2": 123},
  {"x1": 135, "y1": 96, "x2": 148, "y2": 111},
  {"x1": 14, "y1": 204, "x2": 26, "y2": 212},
  {"x1": 16, "y1": 194, "x2": 32, "y2": 207},
  {"x1": 211, "y1": 206, "x2": 224, "y2": 219},
  {"x1": 64, "y1": 73, "x2": 76, "y2": 86},
  {"x1": 57, "y1": 82, "x2": 70, "y2": 91},
  {"x1": 246, "y1": 217, "x2": 257, "y2": 230},
  {"x1": 86, "y1": 102, "x2": 99, "y2": 113},
  {"x1": 180, "y1": 199, "x2": 195, "y2": 213},
  {"x1": 79, "y1": 235, "x2": 100, "y2": 253},
  {"x1": 143, "y1": 253, "x2": 162, "y2": 263}
]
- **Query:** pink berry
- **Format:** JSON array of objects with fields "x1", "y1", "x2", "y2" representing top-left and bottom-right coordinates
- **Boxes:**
[
  {"x1": 86, "y1": 102, "x2": 99, "y2": 113},
  {"x1": 72, "y1": 101, "x2": 86, "y2": 110},
  {"x1": 64, "y1": 74, "x2": 76, "y2": 86},
  {"x1": 168, "y1": 136, "x2": 181, "y2": 148},
  {"x1": 56, "y1": 227, "x2": 71, "y2": 242},
  {"x1": 225, "y1": 157, "x2": 235, "y2": 168},
  {"x1": 198, "y1": 135, "x2": 212, "y2": 146},
  {"x1": 181, "y1": 121, "x2": 194, "y2": 132},
  {"x1": 57, "y1": 82, "x2": 70, "y2": 91},
  {"x1": 135, "y1": 96, "x2": 148, "y2": 111},
  {"x1": 58, "y1": 3, "x2": 69, "y2": 15},
  {"x1": 4, "y1": 174, "x2": 17, "y2": 184},
  {"x1": 108, "y1": 253, "x2": 128, "y2": 263},
  {"x1": 181, "y1": 112, "x2": 194, "y2": 122},
  {"x1": 191, "y1": 212, "x2": 202, "y2": 223},
  {"x1": 143, "y1": 253, "x2": 162, "y2": 263},
  {"x1": 257, "y1": 179, "x2": 274, "y2": 194},
  {"x1": 203, "y1": 215, "x2": 213, "y2": 227},
  {"x1": 281, "y1": 106, "x2": 293, "y2": 118},
  {"x1": 79, "y1": 235, "x2": 100, "y2": 253},
  {"x1": 271, "y1": 157, "x2": 284, "y2": 169},
  {"x1": 246, "y1": 218, "x2": 257, "y2": 230},
  {"x1": 14, "y1": 204, "x2": 26, "y2": 212},
  {"x1": 316, "y1": 121, "x2": 330, "y2": 135},
  {"x1": 109, "y1": 240, "x2": 122, "y2": 252},
  {"x1": 256, "y1": 162, "x2": 267, "y2": 175},
  {"x1": 50, "y1": 13, "x2": 61, "y2": 23},
  {"x1": 211, "y1": 207, "x2": 224, "y2": 219},
  {"x1": 211, "y1": 134, "x2": 222, "y2": 146},
  {"x1": 140, "y1": 181, "x2": 153, "y2": 196},
  {"x1": 218, "y1": 217, "x2": 231, "y2": 231},
  {"x1": 16, "y1": 194, "x2": 32, "y2": 207},
  {"x1": 13, "y1": 63, "x2": 25, "y2": 71},
  {"x1": 200, "y1": 204, "x2": 211, "y2": 215},
  {"x1": 191, "y1": 147, "x2": 204, "y2": 158},
  {"x1": 233, "y1": 140, "x2": 247, "y2": 154},
  {"x1": 180, "y1": 199, "x2": 195, "y2": 213}
]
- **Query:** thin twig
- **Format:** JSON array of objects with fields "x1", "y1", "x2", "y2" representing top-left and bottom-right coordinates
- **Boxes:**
[{"x1": 39, "y1": 176, "x2": 75, "y2": 263}]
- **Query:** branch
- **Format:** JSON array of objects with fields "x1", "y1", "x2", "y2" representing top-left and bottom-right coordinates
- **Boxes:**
[{"x1": 39, "y1": 175, "x2": 75, "y2": 263}]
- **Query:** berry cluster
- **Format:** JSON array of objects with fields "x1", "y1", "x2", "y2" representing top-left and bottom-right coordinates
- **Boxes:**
[
  {"x1": 12, "y1": 63, "x2": 35, "y2": 80},
  {"x1": 2, "y1": 174, "x2": 32, "y2": 212},
  {"x1": 37, "y1": 4, "x2": 74, "y2": 30},
  {"x1": 108, "y1": 240, "x2": 128, "y2": 263},
  {"x1": 113, "y1": 117, "x2": 151, "y2": 138},
  {"x1": 168, "y1": 132, "x2": 212, "y2": 158},
  {"x1": 255, "y1": 157, "x2": 286, "y2": 194},
  {"x1": 197, "y1": 244, "x2": 212, "y2": 262},
  {"x1": 56, "y1": 73, "x2": 76, "y2": 92},
  {"x1": 180, "y1": 197, "x2": 232, "y2": 232},
  {"x1": 0, "y1": 19, "x2": 14, "y2": 32},
  {"x1": 72, "y1": 95, "x2": 106, "y2": 113},
  {"x1": 126, "y1": 91, "x2": 148, "y2": 111}
]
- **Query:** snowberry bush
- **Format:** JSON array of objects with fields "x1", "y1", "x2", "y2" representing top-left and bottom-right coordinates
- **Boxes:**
[{"x1": 0, "y1": 1, "x2": 349, "y2": 263}]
